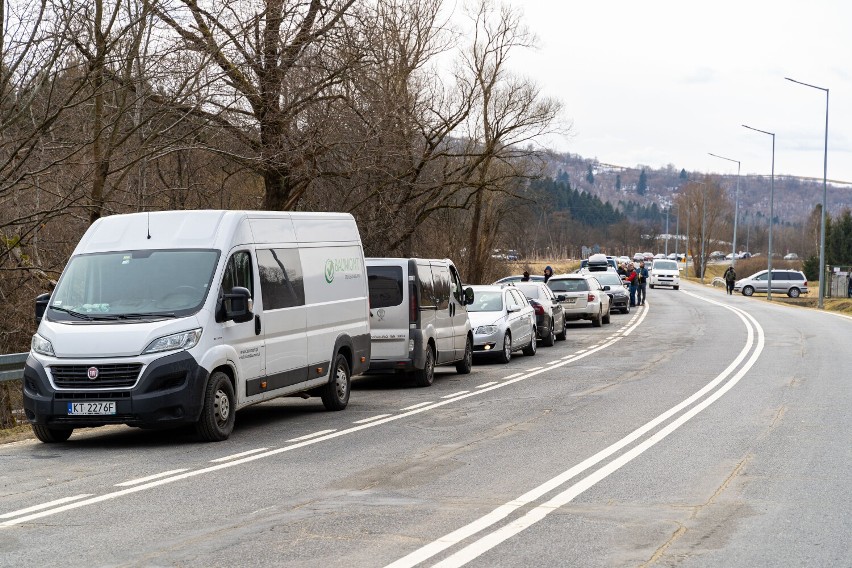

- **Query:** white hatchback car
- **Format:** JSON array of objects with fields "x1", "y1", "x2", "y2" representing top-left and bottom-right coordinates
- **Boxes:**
[{"x1": 649, "y1": 259, "x2": 681, "y2": 290}]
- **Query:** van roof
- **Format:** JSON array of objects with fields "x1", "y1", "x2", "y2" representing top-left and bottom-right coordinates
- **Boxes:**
[{"x1": 75, "y1": 210, "x2": 358, "y2": 255}]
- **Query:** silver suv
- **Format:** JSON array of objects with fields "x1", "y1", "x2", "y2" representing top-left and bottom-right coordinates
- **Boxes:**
[{"x1": 734, "y1": 269, "x2": 808, "y2": 298}]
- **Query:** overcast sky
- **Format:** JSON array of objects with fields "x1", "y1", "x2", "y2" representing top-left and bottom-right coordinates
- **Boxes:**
[{"x1": 502, "y1": 0, "x2": 852, "y2": 184}]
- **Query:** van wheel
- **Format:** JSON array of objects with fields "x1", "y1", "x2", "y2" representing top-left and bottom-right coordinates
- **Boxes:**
[
  {"x1": 522, "y1": 332, "x2": 537, "y2": 356},
  {"x1": 603, "y1": 311, "x2": 611, "y2": 324},
  {"x1": 592, "y1": 308, "x2": 603, "y2": 327},
  {"x1": 788, "y1": 287, "x2": 800, "y2": 298},
  {"x1": 497, "y1": 332, "x2": 512, "y2": 364},
  {"x1": 412, "y1": 346, "x2": 435, "y2": 387},
  {"x1": 322, "y1": 353, "x2": 351, "y2": 409},
  {"x1": 649, "y1": 284, "x2": 655, "y2": 289},
  {"x1": 455, "y1": 337, "x2": 473, "y2": 374},
  {"x1": 674, "y1": 285, "x2": 679, "y2": 290},
  {"x1": 31, "y1": 424, "x2": 73, "y2": 443},
  {"x1": 195, "y1": 371, "x2": 235, "y2": 442},
  {"x1": 742, "y1": 286, "x2": 754, "y2": 297}
]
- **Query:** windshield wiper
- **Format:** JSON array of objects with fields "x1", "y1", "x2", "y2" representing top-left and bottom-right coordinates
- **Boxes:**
[
  {"x1": 116, "y1": 312, "x2": 177, "y2": 319},
  {"x1": 49, "y1": 306, "x2": 104, "y2": 321}
]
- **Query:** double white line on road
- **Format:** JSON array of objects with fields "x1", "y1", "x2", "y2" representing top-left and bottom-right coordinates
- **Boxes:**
[
  {"x1": 0, "y1": 309, "x2": 650, "y2": 529},
  {"x1": 385, "y1": 293, "x2": 764, "y2": 568}
]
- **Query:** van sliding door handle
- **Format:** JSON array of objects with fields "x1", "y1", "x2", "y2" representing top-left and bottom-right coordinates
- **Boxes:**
[{"x1": 255, "y1": 315, "x2": 262, "y2": 335}]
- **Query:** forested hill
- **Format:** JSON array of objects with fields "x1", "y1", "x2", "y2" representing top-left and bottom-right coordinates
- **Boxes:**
[{"x1": 530, "y1": 175, "x2": 662, "y2": 228}]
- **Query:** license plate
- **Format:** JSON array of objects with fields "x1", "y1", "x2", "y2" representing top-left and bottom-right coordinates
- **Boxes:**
[
  {"x1": 565, "y1": 298, "x2": 576, "y2": 304},
  {"x1": 67, "y1": 401, "x2": 116, "y2": 415}
]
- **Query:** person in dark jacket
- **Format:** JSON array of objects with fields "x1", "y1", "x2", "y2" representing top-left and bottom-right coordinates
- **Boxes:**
[
  {"x1": 724, "y1": 265, "x2": 737, "y2": 295},
  {"x1": 543, "y1": 266, "x2": 553, "y2": 283},
  {"x1": 637, "y1": 261, "x2": 649, "y2": 304},
  {"x1": 521, "y1": 270, "x2": 530, "y2": 282}
]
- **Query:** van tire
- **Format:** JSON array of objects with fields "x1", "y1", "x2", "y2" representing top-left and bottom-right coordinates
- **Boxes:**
[
  {"x1": 674, "y1": 285, "x2": 679, "y2": 290},
  {"x1": 322, "y1": 353, "x2": 351, "y2": 410},
  {"x1": 497, "y1": 332, "x2": 512, "y2": 364},
  {"x1": 455, "y1": 337, "x2": 473, "y2": 374},
  {"x1": 603, "y1": 311, "x2": 611, "y2": 324},
  {"x1": 742, "y1": 286, "x2": 754, "y2": 297},
  {"x1": 32, "y1": 424, "x2": 73, "y2": 443},
  {"x1": 412, "y1": 346, "x2": 435, "y2": 387},
  {"x1": 195, "y1": 371, "x2": 235, "y2": 442},
  {"x1": 788, "y1": 287, "x2": 801, "y2": 298},
  {"x1": 592, "y1": 308, "x2": 603, "y2": 327}
]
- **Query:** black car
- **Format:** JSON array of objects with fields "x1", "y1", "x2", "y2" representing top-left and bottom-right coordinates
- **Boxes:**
[
  {"x1": 585, "y1": 270, "x2": 630, "y2": 314},
  {"x1": 508, "y1": 282, "x2": 567, "y2": 346}
]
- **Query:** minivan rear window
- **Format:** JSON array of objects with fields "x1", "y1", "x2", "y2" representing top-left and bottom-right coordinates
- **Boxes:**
[{"x1": 367, "y1": 266, "x2": 404, "y2": 308}]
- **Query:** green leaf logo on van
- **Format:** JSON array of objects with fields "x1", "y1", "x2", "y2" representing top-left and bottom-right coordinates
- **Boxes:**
[{"x1": 324, "y1": 257, "x2": 361, "y2": 283}]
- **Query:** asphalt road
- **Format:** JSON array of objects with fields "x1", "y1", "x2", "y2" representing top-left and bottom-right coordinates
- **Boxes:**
[{"x1": 2, "y1": 281, "x2": 850, "y2": 567}]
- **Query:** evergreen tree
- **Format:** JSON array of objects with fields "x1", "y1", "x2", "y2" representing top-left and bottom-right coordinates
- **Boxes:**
[
  {"x1": 637, "y1": 169, "x2": 648, "y2": 196},
  {"x1": 586, "y1": 164, "x2": 595, "y2": 185},
  {"x1": 615, "y1": 174, "x2": 621, "y2": 191},
  {"x1": 679, "y1": 168, "x2": 688, "y2": 180}
]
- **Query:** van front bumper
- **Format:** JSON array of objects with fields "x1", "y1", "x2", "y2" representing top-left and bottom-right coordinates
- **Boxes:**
[{"x1": 22, "y1": 351, "x2": 209, "y2": 429}]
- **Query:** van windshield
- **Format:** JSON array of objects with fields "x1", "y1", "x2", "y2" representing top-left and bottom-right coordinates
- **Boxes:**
[{"x1": 49, "y1": 249, "x2": 220, "y2": 321}]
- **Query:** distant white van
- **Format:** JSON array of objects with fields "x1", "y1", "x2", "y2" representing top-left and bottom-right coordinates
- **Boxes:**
[
  {"x1": 366, "y1": 258, "x2": 474, "y2": 387},
  {"x1": 24, "y1": 210, "x2": 370, "y2": 443}
]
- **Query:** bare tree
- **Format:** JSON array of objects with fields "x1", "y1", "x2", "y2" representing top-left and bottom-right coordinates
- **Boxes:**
[{"x1": 676, "y1": 177, "x2": 733, "y2": 277}]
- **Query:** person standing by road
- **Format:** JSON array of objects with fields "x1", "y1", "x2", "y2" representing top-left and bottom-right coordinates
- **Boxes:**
[
  {"x1": 625, "y1": 263, "x2": 638, "y2": 306},
  {"x1": 543, "y1": 266, "x2": 553, "y2": 283},
  {"x1": 637, "y1": 261, "x2": 649, "y2": 305},
  {"x1": 724, "y1": 265, "x2": 737, "y2": 295},
  {"x1": 521, "y1": 270, "x2": 530, "y2": 282}
]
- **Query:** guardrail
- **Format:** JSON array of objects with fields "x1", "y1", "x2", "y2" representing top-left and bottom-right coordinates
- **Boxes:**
[{"x1": 0, "y1": 353, "x2": 27, "y2": 383}]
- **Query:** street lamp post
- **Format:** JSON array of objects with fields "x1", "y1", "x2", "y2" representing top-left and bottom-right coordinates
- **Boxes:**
[
  {"x1": 708, "y1": 153, "x2": 741, "y2": 268},
  {"x1": 743, "y1": 124, "x2": 776, "y2": 301},
  {"x1": 664, "y1": 206, "x2": 670, "y2": 255},
  {"x1": 697, "y1": 181, "x2": 708, "y2": 284},
  {"x1": 786, "y1": 77, "x2": 829, "y2": 309}
]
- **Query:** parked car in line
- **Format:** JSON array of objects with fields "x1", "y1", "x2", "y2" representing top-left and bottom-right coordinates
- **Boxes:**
[
  {"x1": 493, "y1": 274, "x2": 545, "y2": 284},
  {"x1": 366, "y1": 258, "x2": 474, "y2": 387},
  {"x1": 709, "y1": 251, "x2": 726, "y2": 261},
  {"x1": 467, "y1": 285, "x2": 537, "y2": 363},
  {"x1": 581, "y1": 253, "x2": 617, "y2": 272},
  {"x1": 649, "y1": 259, "x2": 681, "y2": 290},
  {"x1": 546, "y1": 274, "x2": 612, "y2": 327},
  {"x1": 509, "y1": 281, "x2": 567, "y2": 346},
  {"x1": 733, "y1": 269, "x2": 808, "y2": 298},
  {"x1": 653, "y1": 253, "x2": 666, "y2": 259},
  {"x1": 617, "y1": 256, "x2": 631, "y2": 266},
  {"x1": 783, "y1": 252, "x2": 799, "y2": 260},
  {"x1": 584, "y1": 270, "x2": 630, "y2": 313}
]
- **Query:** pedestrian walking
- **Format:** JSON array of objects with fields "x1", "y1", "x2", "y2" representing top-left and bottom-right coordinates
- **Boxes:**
[
  {"x1": 847, "y1": 274, "x2": 852, "y2": 298},
  {"x1": 625, "y1": 264, "x2": 638, "y2": 306},
  {"x1": 724, "y1": 265, "x2": 737, "y2": 295},
  {"x1": 637, "y1": 261, "x2": 649, "y2": 304}
]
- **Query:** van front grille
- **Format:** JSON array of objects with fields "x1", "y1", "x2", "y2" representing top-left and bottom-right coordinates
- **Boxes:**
[{"x1": 51, "y1": 364, "x2": 142, "y2": 389}]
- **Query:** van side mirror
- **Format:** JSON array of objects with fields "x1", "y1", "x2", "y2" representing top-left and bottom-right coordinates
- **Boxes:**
[
  {"x1": 464, "y1": 287, "x2": 475, "y2": 305},
  {"x1": 35, "y1": 293, "x2": 51, "y2": 323},
  {"x1": 557, "y1": 294, "x2": 566, "y2": 302},
  {"x1": 602, "y1": 285, "x2": 611, "y2": 291},
  {"x1": 224, "y1": 286, "x2": 253, "y2": 323}
]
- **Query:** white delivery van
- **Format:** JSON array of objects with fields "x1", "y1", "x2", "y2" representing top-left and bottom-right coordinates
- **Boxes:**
[
  {"x1": 23, "y1": 210, "x2": 370, "y2": 443},
  {"x1": 366, "y1": 258, "x2": 474, "y2": 387}
]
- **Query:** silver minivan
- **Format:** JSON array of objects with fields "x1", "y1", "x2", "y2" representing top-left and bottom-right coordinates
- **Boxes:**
[
  {"x1": 734, "y1": 269, "x2": 808, "y2": 298},
  {"x1": 366, "y1": 258, "x2": 474, "y2": 387}
]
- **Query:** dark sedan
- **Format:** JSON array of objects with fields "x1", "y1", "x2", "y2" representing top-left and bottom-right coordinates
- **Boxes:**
[
  {"x1": 508, "y1": 282, "x2": 567, "y2": 346},
  {"x1": 586, "y1": 270, "x2": 630, "y2": 314}
]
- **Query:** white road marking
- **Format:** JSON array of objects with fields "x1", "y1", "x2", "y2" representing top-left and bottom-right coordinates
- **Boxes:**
[
  {"x1": 524, "y1": 367, "x2": 543, "y2": 372},
  {"x1": 385, "y1": 293, "x2": 758, "y2": 568},
  {"x1": 286, "y1": 429, "x2": 337, "y2": 442},
  {"x1": 475, "y1": 382, "x2": 498, "y2": 389},
  {"x1": 0, "y1": 495, "x2": 93, "y2": 519},
  {"x1": 440, "y1": 391, "x2": 470, "y2": 399},
  {"x1": 400, "y1": 402, "x2": 434, "y2": 411},
  {"x1": 210, "y1": 448, "x2": 269, "y2": 463},
  {"x1": 353, "y1": 414, "x2": 393, "y2": 424},
  {"x1": 115, "y1": 469, "x2": 190, "y2": 487},
  {"x1": 0, "y1": 303, "x2": 653, "y2": 529},
  {"x1": 574, "y1": 349, "x2": 587, "y2": 354}
]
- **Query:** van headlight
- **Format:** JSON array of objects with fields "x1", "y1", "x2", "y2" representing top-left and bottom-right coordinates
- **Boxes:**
[
  {"x1": 142, "y1": 328, "x2": 202, "y2": 355},
  {"x1": 31, "y1": 334, "x2": 55, "y2": 357}
]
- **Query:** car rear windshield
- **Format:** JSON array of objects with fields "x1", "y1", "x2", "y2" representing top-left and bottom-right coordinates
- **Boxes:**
[
  {"x1": 548, "y1": 279, "x2": 588, "y2": 292},
  {"x1": 367, "y1": 266, "x2": 404, "y2": 308},
  {"x1": 593, "y1": 273, "x2": 623, "y2": 286},
  {"x1": 512, "y1": 283, "x2": 541, "y2": 298}
]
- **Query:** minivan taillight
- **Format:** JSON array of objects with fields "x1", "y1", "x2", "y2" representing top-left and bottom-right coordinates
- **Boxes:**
[
  {"x1": 409, "y1": 282, "x2": 418, "y2": 323},
  {"x1": 587, "y1": 293, "x2": 595, "y2": 302},
  {"x1": 803, "y1": 280, "x2": 808, "y2": 287}
]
